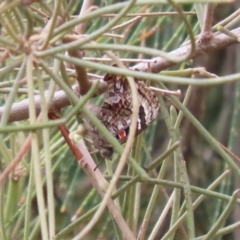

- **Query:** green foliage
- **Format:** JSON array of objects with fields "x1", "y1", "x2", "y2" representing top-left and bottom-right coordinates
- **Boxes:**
[{"x1": 0, "y1": 0, "x2": 239, "y2": 239}]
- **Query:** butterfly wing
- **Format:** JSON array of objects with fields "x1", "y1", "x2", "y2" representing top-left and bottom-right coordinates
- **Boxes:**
[
  {"x1": 83, "y1": 71, "x2": 160, "y2": 159},
  {"x1": 102, "y1": 73, "x2": 160, "y2": 143}
]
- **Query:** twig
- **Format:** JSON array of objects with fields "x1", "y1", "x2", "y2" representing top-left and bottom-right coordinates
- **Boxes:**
[
  {"x1": 111, "y1": 16, "x2": 141, "y2": 31},
  {"x1": 212, "y1": 8, "x2": 240, "y2": 31},
  {"x1": 74, "y1": 0, "x2": 94, "y2": 35},
  {"x1": 217, "y1": 25, "x2": 240, "y2": 42},
  {"x1": 63, "y1": 0, "x2": 94, "y2": 96},
  {"x1": 49, "y1": 112, "x2": 82, "y2": 159},
  {"x1": 64, "y1": 43, "x2": 91, "y2": 95},
  {"x1": 102, "y1": 33, "x2": 124, "y2": 39},
  {"x1": 150, "y1": 87, "x2": 181, "y2": 96},
  {"x1": 57, "y1": 33, "x2": 124, "y2": 42},
  {"x1": 0, "y1": 134, "x2": 32, "y2": 186},
  {"x1": 198, "y1": 4, "x2": 217, "y2": 43},
  {"x1": 83, "y1": 57, "x2": 155, "y2": 63},
  {"x1": 219, "y1": 142, "x2": 240, "y2": 164},
  {"x1": 101, "y1": 11, "x2": 196, "y2": 17}
]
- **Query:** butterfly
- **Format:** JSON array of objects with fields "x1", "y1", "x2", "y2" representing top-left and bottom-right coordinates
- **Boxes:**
[{"x1": 83, "y1": 68, "x2": 160, "y2": 159}]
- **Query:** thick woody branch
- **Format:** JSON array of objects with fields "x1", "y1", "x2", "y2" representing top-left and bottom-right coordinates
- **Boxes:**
[
  {"x1": 132, "y1": 27, "x2": 240, "y2": 73},
  {"x1": 63, "y1": 39, "x2": 92, "y2": 95},
  {"x1": 0, "y1": 81, "x2": 107, "y2": 122},
  {"x1": 74, "y1": 0, "x2": 94, "y2": 35},
  {"x1": 63, "y1": 0, "x2": 94, "y2": 95}
]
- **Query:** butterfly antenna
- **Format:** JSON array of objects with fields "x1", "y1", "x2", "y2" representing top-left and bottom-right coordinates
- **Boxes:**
[{"x1": 94, "y1": 159, "x2": 104, "y2": 171}]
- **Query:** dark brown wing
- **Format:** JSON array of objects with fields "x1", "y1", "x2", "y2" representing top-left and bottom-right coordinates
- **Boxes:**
[
  {"x1": 83, "y1": 71, "x2": 160, "y2": 159},
  {"x1": 102, "y1": 73, "x2": 160, "y2": 142}
]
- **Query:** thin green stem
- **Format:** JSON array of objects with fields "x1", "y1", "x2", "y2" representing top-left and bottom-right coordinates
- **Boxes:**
[
  {"x1": 22, "y1": 7, "x2": 34, "y2": 38},
  {"x1": 39, "y1": 59, "x2": 80, "y2": 105},
  {"x1": 0, "y1": 59, "x2": 26, "y2": 126},
  {"x1": 0, "y1": 184, "x2": 7, "y2": 240},
  {"x1": 55, "y1": 54, "x2": 240, "y2": 86},
  {"x1": 46, "y1": 1, "x2": 139, "y2": 61},
  {"x1": 26, "y1": 55, "x2": 48, "y2": 239},
  {"x1": 0, "y1": 59, "x2": 23, "y2": 78},
  {"x1": 148, "y1": 192, "x2": 175, "y2": 240},
  {"x1": 1, "y1": 11, "x2": 22, "y2": 44},
  {"x1": 169, "y1": 106, "x2": 181, "y2": 240},
  {"x1": 158, "y1": 94, "x2": 195, "y2": 239},
  {"x1": 203, "y1": 190, "x2": 240, "y2": 240},
  {"x1": 174, "y1": 85, "x2": 193, "y2": 129},
  {"x1": 60, "y1": 167, "x2": 80, "y2": 213},
  {"x1": 213, "y1": 42, "x2": 240, "y2": 224},
  {"x1": 37, "y1": 67, "x2": 56, "y2": 238},
  {"x1": 132, "y1": 135, "x2": 143, "y2": 234},
  {"x1": 0, "y1": 0, "x2": 19, "y2": 15},
  {"x1": 55, "y1": 170, "x2": 239, "y2": 240},
  {"x1": 12, "y1": 7, "x2": 24, "y2": 32},
  {"x1": 23, "y1": 158, "x2": 34, "y2": 240},
  {"x1": 4, "y1": 178, "x2": 19, "y2": 227},
  {"x1": 163, "y1": 84, "x2": 240, "y2": 177},
  {"x1": 40, "y1": 0, "x2": 62, "y2": 50},
  {"x1": 168, "y1": 0, "x2": 196, "y2": 60},
  {"x1": 161, "y1": 170, "x2": 230, "y2": 240},
  {"x1": 38, "y1": 38, "x2": 179, "y2": 63}
]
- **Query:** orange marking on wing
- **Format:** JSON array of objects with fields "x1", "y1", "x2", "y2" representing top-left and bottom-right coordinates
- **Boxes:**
[{"x1": 118, "y1": 130, "x2": 126, "y2": 139}]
